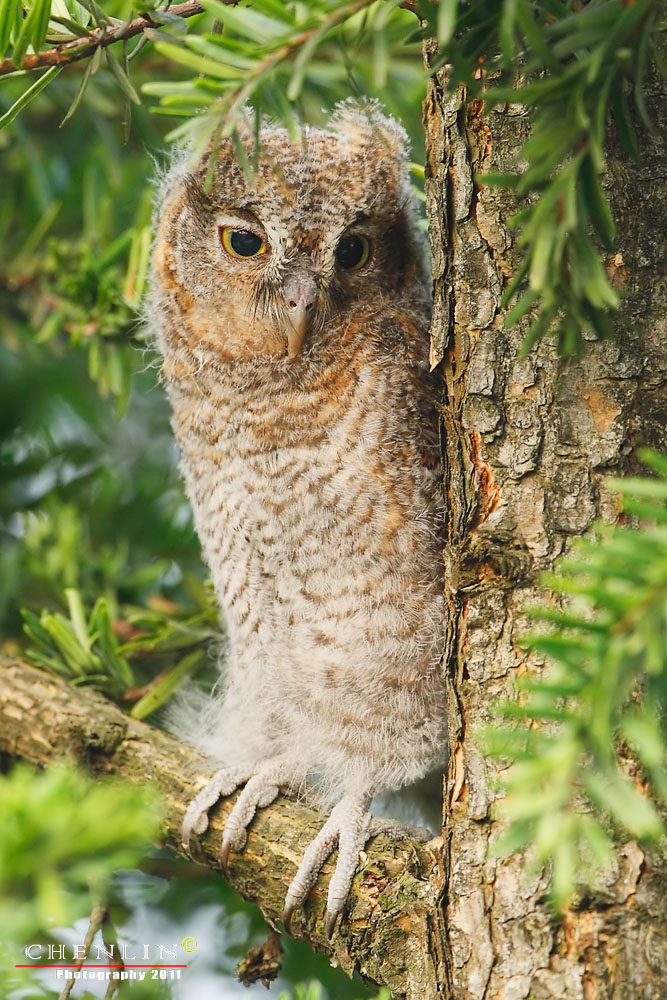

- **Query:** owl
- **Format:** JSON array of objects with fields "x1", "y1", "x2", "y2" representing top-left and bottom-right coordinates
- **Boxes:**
[{"x1": 149, "y1": 100, "x2": 447, "y2": 938}]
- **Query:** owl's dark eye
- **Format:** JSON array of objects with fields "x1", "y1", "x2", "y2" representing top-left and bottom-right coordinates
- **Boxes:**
[
  {"x1": 220, "y1": 227, "x2": 267, "y2": 259},
  {"x1": 336, "y1": 234, "x2": 371, "y2": 271}
]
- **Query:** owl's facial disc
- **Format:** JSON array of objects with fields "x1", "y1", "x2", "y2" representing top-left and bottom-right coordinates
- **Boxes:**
[{"x1": 282, "y1": 270, "x2": 318, "y2": 359}]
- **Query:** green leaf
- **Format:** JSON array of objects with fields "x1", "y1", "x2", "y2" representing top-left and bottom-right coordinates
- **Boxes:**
[
  {"x1": 579, "y1": 155, "x2": 615, "y2": 251},
  {"x1": 65, "y1": 587, "x2": 91, "y2": 651},
  {"x1": 606, "y1": 477, "x2": 667, "y2": 501},
  {"x1": 499, "y1": 703, "x2": 577, "y2": 723},
  {"x1": 0, "y1": 0, "x2": 21, "y2": 58},
  {"x1": 611, "y1": 80, "x2": 640, "y2": 160},
  {"x1": 372, "y1": 21, "x2": 389, "y2": 88},
  {"x1": 373, "y1": 0, "x2": 405, "y2": 31},
  {"x1": 75, "y1": 0, "x2": 107, "y2": 29},
  {"x1": 517, "y1": 304, "x2": 558, "y2": 356},
  {"x1": 577, "y1": 814, "x2": 615, "y2": 870},
  {"x1": 48, "y1": 14, "x2": 93, "y2": 37},
  {"x1": 90, "y1": 598, "x2": 134, "y2": 687},
  {"x1": 437, "y1": 0, "x2": 458, "y2": 45},
  {"x1": 490, "y1": 820, "x2": 534, "y2": 859},
  {"x1": 477, "y1": 171, "x2": 520, "y2": 189},
  {"x1": 505, "y1": 286, "x2": 539, "y2": 326},
  {"x1": 30, "y1": 0, "x2": 52, "y2": 54},
  {"x1": 499, "y1": 0, "x2": 518, "y2": 64},
  {"x1": 524, "y1": 608, "x2": 608, "y2": 632},
  {"x1": 517, "y1": 679, "x2": 587, "y2": 697},
  {"x1": 515, "y1": 0, "x2": 560, "y2": 74},
  {"x1": 201, "y1": 0, "x2": 290, "y2": 43},
  {"x1": 550, "y1": 828, "x2": 576, "y2": 910},
  {"x1": 286, "y1": 19, "x2": 329, "y2": 101},
  {"x1": 21, "y1": 608, "x2": 60, "y2": 655},
  {"x1": 12, "y1": 0, "x2": 42, "y2": 66},
  {"x1": 130, "y1": 649, "x2": 205, "y2": 719},
  {"x1": 569, "y1": 232, "x2": 619, "y2": 311},
  {"x1": 497, "y1": 786, "x2": 570, "y2": 822},
  {"x1": 584, "y1": 771, "x2": 663, "y2": 841},
  {"x1": 105, "y1": 48, "x2": 140, "y2": 105},
  {"x1": 638, "y1": 449, "x2": 667, "y2": 478},
  {"x1": 185, "y1": 34, "x2": 253, "y2": 73},
  {"x1": 581, "y1": 301, "x2": 614, "y2": 342},
  {"x1": 152, "y1": 39, "x2": 248, "y2": 80},
  {"x1": 40, "y1": 613, "x2": 97, "y2": 675},
  {"x1": 528, "y1": 220, "x2": 556, "y2": 292},
  {"x1": 617, "y1": 498, "x2": 667, "y2": 525},
  {"x1": 0, "y1": 66, "x2": 62, "y2": 129},
  {"x1": 621, "y1": 710, "x2": 667, "y2": 801}
]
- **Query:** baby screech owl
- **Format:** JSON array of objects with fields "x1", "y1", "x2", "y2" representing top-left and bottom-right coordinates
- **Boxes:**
[{"x1": 149, "y1": 100, "x2": 447, "y2": 937}]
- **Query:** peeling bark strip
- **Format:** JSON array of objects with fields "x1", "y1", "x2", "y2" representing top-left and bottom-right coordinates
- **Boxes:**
[
  {"x1": 424, "y1": 50, "x2": 667, "y2": 1000},
  {"x1": 0, "y1": 656, "x2": 445, "y2": 999}
]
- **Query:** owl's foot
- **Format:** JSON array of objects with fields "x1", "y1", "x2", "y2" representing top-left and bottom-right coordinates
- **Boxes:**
[
  {"x1": 181, "y1": 761, "x2": 288, "y2": 867},
  {"x1": 219, "y1": 763, "x2": 288, "y2": 866},
  {"x1": 283, "y1": 792, "x2": 373, "y2": 940}
]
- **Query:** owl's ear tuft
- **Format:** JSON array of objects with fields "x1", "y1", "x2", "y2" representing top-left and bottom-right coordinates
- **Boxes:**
[
  {"x1": 329, "y1": 98, "x2": 410, "y2": 164},
  {"x1": 182, "y1": 172, "x2": 214, "y2": 218}
]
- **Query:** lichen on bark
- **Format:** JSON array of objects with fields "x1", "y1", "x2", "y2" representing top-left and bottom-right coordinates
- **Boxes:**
[{"x1": 424, "y1": 50, "x2": 667, "y2": 1000}]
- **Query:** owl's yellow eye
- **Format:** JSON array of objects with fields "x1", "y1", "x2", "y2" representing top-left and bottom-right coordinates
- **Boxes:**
[
  {"x1": 220, "y1": 227, "x2": 267, "y2": 259},
  {"x1": 336, "y1": 234, "x2": 371, "y2": 271}
]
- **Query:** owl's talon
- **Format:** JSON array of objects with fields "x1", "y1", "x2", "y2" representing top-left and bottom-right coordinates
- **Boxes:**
[
  {"x1": 218, "y1": 765, "x2": 286, "y2": 865},
  {"x1": 325, "y1": 909, "x2": 338, "y2": 941},
  {"x1": 181, "y1": 764, "x2": 254, "y2": 854},
  {"x1": 282, "y1": 903, "x2": 295, "y2": 936},
  {"x1": 284, "y1": 792, "x2": 373, "y2": 938},
  {"x1": 220, "y1": 834, "x2": 232, "y2": 870}
]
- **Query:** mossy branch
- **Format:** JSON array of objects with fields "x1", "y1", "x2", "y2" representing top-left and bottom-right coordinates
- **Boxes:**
[{"x1": 0, "y1": 655, "x2": 446, "y2": 1000}]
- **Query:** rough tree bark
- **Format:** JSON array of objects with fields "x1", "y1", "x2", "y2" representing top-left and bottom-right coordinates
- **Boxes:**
[
  {"x1": 424, "y1": 50, "x2": 667, "y2": 1000},
  {"x1": 2, "y1": 51, "x2": 666, "y2": 1000}
]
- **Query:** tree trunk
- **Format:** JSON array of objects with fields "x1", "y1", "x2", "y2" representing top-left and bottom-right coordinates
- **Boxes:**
[{"x1": 424, "y1": 51, "x2": 667, "y2": 1000}]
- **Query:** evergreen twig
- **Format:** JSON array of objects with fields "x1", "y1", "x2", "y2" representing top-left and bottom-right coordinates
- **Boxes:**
[{"x1": 0, "y1": 0, "x2": 209, "y2": 76}]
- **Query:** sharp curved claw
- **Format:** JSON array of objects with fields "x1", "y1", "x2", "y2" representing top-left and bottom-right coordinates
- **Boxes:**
[
  {"x1": 282, "y1": 903, "x2": 294, "y2": 936},
  {"x1": 181, "y1": 808, "x2": 201, "y2": 856},
  {"x1": 220, "y1": 835, "x2": 232, "y2": 871},
  {"x1": 325, "y1": 909, "x2": 338, "y2": 941}
]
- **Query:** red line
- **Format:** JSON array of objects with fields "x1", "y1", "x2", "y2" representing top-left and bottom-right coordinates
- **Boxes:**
[{"x1": 16, "y1": 965, "x2": 188, "y2": 968}]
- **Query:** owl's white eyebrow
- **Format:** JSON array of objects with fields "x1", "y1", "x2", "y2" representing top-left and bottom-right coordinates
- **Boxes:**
[{"x1": 216, "y1": 213, "x2": 264, "y2": 232}]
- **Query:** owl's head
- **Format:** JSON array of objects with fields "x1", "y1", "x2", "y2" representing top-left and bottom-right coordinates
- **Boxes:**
[{"x1": 152, "y1": 101, "x2": 431, "y2": 364}]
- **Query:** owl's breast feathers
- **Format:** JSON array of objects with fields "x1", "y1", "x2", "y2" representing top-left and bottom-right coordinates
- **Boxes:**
[
  {"x1": 165, "y1": 321, "x2": 442, "y2": 606},
  {"x1": 162, "y1": 331, "x2": 446, "y2": 793}
]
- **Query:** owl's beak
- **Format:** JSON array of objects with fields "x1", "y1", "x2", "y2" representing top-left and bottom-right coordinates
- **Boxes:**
[{"x1": 283, "y1": 272, "x2": 318, "y2": 359}]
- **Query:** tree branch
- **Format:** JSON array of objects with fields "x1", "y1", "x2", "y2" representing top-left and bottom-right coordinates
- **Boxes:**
[
  {"x1": 0, "y1": 0, "x2": 207, "y2": 77},
  {"x1": 0, "y1": 0, "x2": 421, "y2": 79},
  {"x1": 0, "y1": 655, "x2": 446, "y2": 1000}
]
